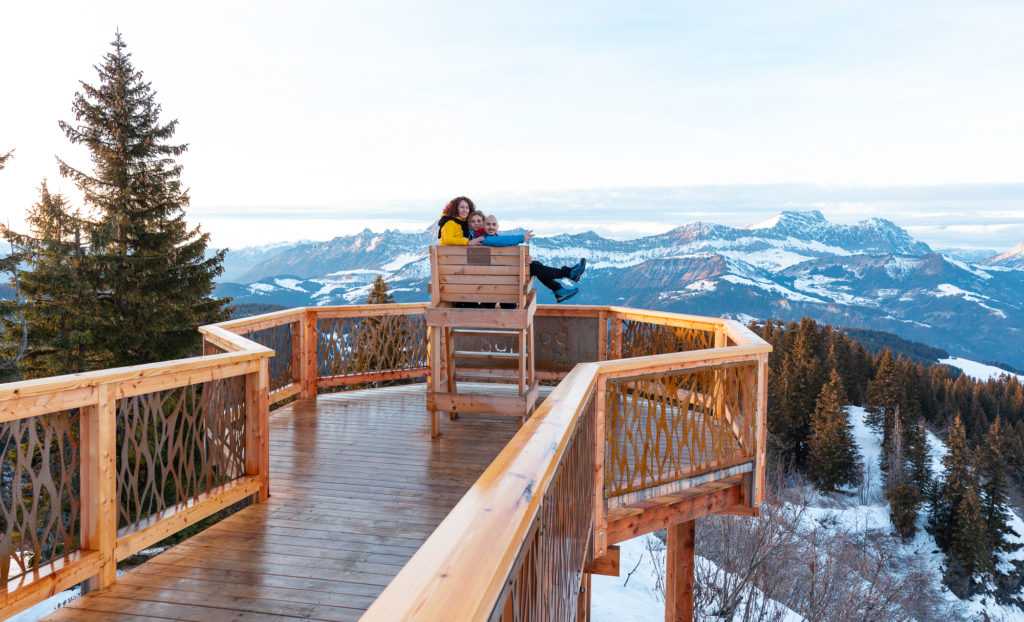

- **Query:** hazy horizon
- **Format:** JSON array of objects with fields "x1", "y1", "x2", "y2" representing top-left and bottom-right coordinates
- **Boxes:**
[{"x1": 195, "y1": 183, "x2": 1024, "y2": 253}]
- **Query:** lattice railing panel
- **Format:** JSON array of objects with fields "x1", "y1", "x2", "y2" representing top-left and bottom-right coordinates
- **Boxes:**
[
  {"x1": 492, "y1": 392, "x2": 596, "y2": 622},
  {"x1": 116, "y1": 376, "x2": 246, "y2": 529},
  {"x1": 0, "y1": 410, "x2": 80, "y2": 582},
  {"x1": 241, "y1": 323, "x2": 294, "y2": 392},
  {"x1": 317, "y1": 313, "x2": 428, "y2": 378},
  {"x1": 605, "y1": 362, "x2": 757, "y2": 498},
  {"x1": 620, "y1": 320, "x2": 716, "y2": 358}
]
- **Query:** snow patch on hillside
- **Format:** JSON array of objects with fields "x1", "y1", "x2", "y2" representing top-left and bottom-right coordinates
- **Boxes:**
[
  {"x1": 381, "y1": 253, "x2": 422, "y2": 271},
  {"x1": 274, "y1": 278, "x2": 306, "y2": 292},
  {"x1": 721, "y1": 275, "x2": 825, "y2": 303},
  {"x1": 247, "y1": 283, "x2": 276, "y2": 294},
  {"x1": 940, "y1": 358, "x2": 1024, "y2": 382}
]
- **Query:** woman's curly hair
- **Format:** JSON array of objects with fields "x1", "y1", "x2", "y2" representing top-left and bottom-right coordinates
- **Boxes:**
[{"x1": 442, "y1": 196, "x2": 475, "y2": 217}]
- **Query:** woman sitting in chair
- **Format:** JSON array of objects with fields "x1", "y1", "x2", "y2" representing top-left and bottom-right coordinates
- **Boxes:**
[{"x1": 437, "y1": 196, "x2": 484, "y2": 246}]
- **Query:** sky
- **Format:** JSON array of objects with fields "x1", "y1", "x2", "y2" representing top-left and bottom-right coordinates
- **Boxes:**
[{"x1": 1, "y1": 1, "x2": 1023, "y2": 251}]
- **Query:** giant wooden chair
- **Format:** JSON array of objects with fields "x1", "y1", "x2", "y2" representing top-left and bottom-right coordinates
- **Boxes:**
[{"x1": 425, "y1": 245, "x2": 538, "y2": 437}]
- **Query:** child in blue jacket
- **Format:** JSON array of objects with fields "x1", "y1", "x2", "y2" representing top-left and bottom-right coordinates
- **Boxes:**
[{"x1": 479, "y1": 214, "x2": 585, "y2": 303}]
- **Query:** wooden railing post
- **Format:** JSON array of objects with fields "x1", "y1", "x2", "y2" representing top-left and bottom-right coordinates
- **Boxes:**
[
  {"x1": 80, "y1": 383, "x2": 116, "y2": 592},
  {"x1": 290, "y1": 319, "x2": 302, "y2": 388},
  {"x1": 299, "y1": 308, "x2": 318, "y2": 399},
  {"x1": 597, "y1": 310, "x2": 608, "y2": 361},
  {"x1": 753, "y1": 352, "x2": 769, "y2": 506},
  {"x1": 246, "y1": 358, "x2": 271, "y2": 501},
  {"x1": 610, "y1": 315, "x2": 623, "y2": 360}
]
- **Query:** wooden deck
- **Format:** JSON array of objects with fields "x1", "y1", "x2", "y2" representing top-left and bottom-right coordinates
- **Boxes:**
[{"x1": 44, "y1": 384, "x2": 531, "y2": 621}]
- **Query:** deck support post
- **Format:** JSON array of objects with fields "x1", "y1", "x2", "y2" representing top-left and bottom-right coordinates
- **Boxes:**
[
  {"x1": 80, "y1": 384, "x2": 116, "y2": 593},
  {"x1": 577, "y1": 570, "x2": 592, "y2": 622},
  {"x1": 665, "y1": 519, "x2": 695, "y2": 622}
]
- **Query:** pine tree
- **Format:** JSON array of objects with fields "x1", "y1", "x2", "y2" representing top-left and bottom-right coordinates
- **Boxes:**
[
  {"x1": 0, "y1": 184, "x2": 101, "y2": 377},
  {"x1": 950, "y1": 475, "x2": 991, "y2": 579},
  {"x1": 351, "y1": 275, "x2": 399, "y2": 382},
  {"x1": 883, "y1": 416, "x2": 919, "y2": 538},
  {"x1": 978, "y1": 418, "x2": 1021, "y2": 561},
  {"x1": 905, "y1": 418, "x2": 932, "y2": 498},
  {"x1": 776, "y1": 318, "x2": 824, "y2": 465},
  {"x1": 931, "y1": 415, "x2": 973, "y2": 552},
  {"x1": 807, "y1": 369, "x2": 862, "y2": 492},
  {"x1": 56, "y1": 32, "x2": 228, "y2": 368},
  {"x1": 366, "y1": 275, "x2": 395, "y2": 304},
  {"x1": 866, "y1": 349, "x2": 901, "y2": 431},
  {"x1": 0, "y1": 149, "x2": 28, "y2": 381}
]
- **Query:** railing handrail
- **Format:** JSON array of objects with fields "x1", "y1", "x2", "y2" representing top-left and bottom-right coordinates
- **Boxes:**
[
  {"x1": 0, "y1": 344, "x2": 272, "y2": 406},
  {"x1": 361, "y1": 362, "x2": 600, "y2": 621},
  {"x1": 593, "y1": 343, "x2": 769, "y2": 377}
]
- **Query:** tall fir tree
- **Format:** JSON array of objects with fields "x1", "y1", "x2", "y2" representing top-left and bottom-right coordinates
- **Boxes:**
[
  {"x1": 883, "y1": 416, "x2": 920, "y2": 538},
  {"x1": 776, "y1": 317, "x2": 824, "y2": 465},
  {"x1": 56, "y1": 32, "x2": 228, "y2": 368},
  {"x1": 866, "y1": 348, "x2": 901, "y2": 432},
  {"x1": 949, "y1": 474, "x2": 991, "y2": 584},
  {"x1": 1, "y1": 184, "x2": 102, "y2": 377},
  {"x1": 807, "y1": 368, "x2": 862, "y2": 492},
  {"x1": 930, "y1": 415, "x2": 974, "y2": 552},
  {"x1": 978, "y1": 418, "x2": 1021, "y2": 562}
]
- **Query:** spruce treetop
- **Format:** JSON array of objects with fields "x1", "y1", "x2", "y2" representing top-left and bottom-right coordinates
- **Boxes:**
[{"x1": 58, "y1": 31, "x2": 188, "y2": 243}]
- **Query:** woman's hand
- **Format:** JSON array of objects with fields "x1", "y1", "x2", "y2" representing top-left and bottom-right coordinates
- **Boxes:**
[
  {"x1": 523, "y1": 230, "x2": 533, "y2": 243},
  {"x1": 468, "y1": 237, "x2": 483, "y2": 246}
]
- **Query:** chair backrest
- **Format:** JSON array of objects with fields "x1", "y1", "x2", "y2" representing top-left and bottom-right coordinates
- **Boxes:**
[{"x1": 430, "y1": 245, "x2": 533, "y2": 307}]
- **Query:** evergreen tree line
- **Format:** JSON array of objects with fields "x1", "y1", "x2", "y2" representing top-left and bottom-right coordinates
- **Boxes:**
[
  {"x1": 756, "y1": 317, "x2": 1023, "y2": 596},
  {"x1": 1, "y1": 32, "x2": 227, "y2": 381}
]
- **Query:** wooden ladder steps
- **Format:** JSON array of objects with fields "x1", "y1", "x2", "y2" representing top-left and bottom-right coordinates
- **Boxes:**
[
  {"x1": 452, "y1": 350, "x2": 520, "y2": 359},
  {"x1": 455, "y1": 369, "x2": 520, "y2": 382},
  {"x1": 450, "y1": 328, "x2": 520, "y2": 337}
]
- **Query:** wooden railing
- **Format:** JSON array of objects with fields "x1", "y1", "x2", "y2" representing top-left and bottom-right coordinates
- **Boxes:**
[
  {"x1": 363, "y1": 307, "x2": 769, "y2": 621},
  {"x1": 0, "y1": 323, "x2": 271, "y2": 619},
  {"x1": 1, "y1": 303, "x2": 768, "y2": 620}
]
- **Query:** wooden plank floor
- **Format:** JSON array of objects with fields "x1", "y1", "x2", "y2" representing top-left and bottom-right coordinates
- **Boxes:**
[{"x1": 44, "y1": 384, "x2": 528, "y2": 621}]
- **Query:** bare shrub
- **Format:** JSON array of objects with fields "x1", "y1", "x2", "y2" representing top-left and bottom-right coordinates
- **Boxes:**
[{"x1": 688, "y1": 458, "x2": 965, "y2": 621}]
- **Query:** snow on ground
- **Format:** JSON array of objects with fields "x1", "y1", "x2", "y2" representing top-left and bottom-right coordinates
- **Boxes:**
[
  {"x1": 720, "y1": 274, "x2": 826, "y2": 304},
  {"x1": 273, "y1": 278, "x2": 307, "y2": 292},
  {"x1": 8, "y1": 588, "x2": 81, "y2": 622},
  {"x1": 246, "y1": 282, "x2": 276, "y2": 293},
  {"x1": 591, "y1": 534, "x2": 804, "y2": 621},
  {"x1": 380, "y1": 252, "x2": 422, "y2": 271},
  {"x1": 593, "y1": 406, "x2": 1024, "y2": 621},
  {"x1": 940, "y1": 357, "x2": 1024, "y2": 383}
]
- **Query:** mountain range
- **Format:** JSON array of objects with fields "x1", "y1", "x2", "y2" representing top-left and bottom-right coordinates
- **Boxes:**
[{"x1": 214, "y1": 210, "x2": 1024, "y2": 369}]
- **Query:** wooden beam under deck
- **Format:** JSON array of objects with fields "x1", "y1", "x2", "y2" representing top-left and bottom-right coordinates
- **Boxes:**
[{"x1": 42, "y1": 385, "x2": 537, "y2": 621}]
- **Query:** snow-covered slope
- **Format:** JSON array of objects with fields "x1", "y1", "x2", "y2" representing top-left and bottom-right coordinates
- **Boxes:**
[{"x1": 590, "y1": 407, "x2": 1024, "y2": 621}]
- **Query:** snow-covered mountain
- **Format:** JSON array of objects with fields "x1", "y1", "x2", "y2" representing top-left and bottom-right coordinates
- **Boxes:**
[
  {"x1": 983, "y1": 241, "x2": 1024, "y2": 269},
  {"x1": 216, "y1": 211, "x2": 1024, "y2": 368}
]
